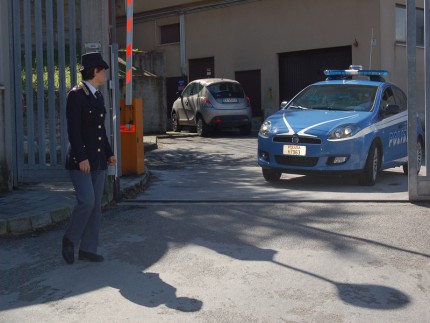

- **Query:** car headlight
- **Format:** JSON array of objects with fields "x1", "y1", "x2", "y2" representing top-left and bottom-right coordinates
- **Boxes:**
[
  {"x1": 259, "y1": 120, "x2": 272, "y2": 137},
  {"x1": 328, "y1": 124, "x2": 360, "y2": 139}
]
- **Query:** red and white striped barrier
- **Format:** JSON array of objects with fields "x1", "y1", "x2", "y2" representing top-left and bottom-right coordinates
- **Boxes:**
[{"x1": 125, "y1": 0, "x2": 133, "y2": 105}]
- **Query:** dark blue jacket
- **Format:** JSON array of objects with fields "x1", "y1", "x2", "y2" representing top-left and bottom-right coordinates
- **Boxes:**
[{"x1": 65, "y1": 82, "x2": 114, "y2": 171}]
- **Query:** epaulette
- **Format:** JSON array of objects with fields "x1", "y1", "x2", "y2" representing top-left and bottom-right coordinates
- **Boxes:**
[{"x1": 71, "y1": 82, "x2": 90, "y2": 96}]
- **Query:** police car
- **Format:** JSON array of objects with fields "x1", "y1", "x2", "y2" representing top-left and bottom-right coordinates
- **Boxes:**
[{"x1": 258, "y1": 66, "x2": 424, "y2": 186}]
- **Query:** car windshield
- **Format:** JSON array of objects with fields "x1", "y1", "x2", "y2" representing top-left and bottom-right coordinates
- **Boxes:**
[
  {"x1": 287, "y1": 84, "x2": 378, "y2": 112},
  {"x1": 208, "y1": 82, "x2": 245, "y2": 99}
]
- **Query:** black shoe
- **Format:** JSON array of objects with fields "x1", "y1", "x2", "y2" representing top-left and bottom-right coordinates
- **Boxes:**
[
  {"x1": 62, "y1": 236, "x2": 74, "y2": 264},
  {"x1": 78, "y1": 250, "x2": 104, "y2": 262}
]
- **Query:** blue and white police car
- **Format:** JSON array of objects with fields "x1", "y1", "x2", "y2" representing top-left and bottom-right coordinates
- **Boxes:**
[{"x1": 258, "y1": 66, "x2": 424, "y2": 186}]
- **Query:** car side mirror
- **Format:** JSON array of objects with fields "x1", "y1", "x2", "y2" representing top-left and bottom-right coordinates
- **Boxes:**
[
  {"x1": 384, "y1": 104, "x2": 401, "y2": 116},
  {"x1": 176, "y1": 91, "x2": 182, "y2": 98},
  {"x1": 280, "y1": 101, "x2": 288, "y2": 109}
]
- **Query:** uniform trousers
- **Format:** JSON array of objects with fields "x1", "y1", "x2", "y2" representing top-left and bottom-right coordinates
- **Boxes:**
[{"x1": 65, "y1": 169, "x2": 106, "y2": 253}]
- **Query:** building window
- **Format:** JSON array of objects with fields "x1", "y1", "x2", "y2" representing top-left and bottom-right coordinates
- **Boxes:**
[
  {"x1": 396, "y1": 5, "x2": 424, "y2": 46},
  {"x1": 160, "y1": 23, "x2": 180, "y2": 44}
]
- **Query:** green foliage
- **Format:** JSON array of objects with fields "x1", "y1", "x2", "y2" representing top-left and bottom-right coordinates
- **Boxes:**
[
  {"x1": 22, "y1": 65, "x2": 82, "y2": 90},
  {"x1": 21, "y1": 48, "x2": 82, "y2": 90}
]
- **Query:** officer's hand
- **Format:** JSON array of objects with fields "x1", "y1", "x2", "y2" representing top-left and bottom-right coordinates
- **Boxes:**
[
  {"x1": 108, "y1": 155, "x2": 117, "y2": 165},
  {"x1": 79, "y1": 159, "x2": 91, "y2": 173}
]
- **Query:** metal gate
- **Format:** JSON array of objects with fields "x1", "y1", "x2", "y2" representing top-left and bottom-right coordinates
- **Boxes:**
[{"x1": 11, "y1": 0, "x2": 80, "y2": 182}]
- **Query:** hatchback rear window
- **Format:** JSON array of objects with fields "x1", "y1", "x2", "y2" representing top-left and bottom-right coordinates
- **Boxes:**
[{"x1": 208, "y1": 82, "x2": 245, "y2": 99}]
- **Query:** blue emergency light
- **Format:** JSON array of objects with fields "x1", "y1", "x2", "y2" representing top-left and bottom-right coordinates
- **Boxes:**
[{"x1": 324, "y1": 65, "x2": 388, "y2": 81}]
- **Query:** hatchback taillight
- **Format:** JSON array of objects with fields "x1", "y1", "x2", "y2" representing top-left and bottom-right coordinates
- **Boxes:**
[{"x1": 246, "y1": 96, "x2": 251, "y2": 107}]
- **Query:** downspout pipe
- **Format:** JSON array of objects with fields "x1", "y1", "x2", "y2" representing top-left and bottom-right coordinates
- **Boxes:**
[{"x1": 180, "y1": 13, "x2": 186, "y2": 76}]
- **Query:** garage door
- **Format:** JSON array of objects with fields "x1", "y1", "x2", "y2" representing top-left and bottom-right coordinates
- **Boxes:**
[
  {"x1": 279, "y1": 46, "x2": 352, "y2": 102},
  {"x1": 235, "y1": 70, "x2": 262, "y2": 117},
  {"x1": 189, "y1": 57, "x2": 215, "y2": 81}
]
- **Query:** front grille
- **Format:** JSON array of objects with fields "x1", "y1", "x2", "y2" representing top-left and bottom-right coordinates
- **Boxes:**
[
  {"x1": 275, "y1": 155, "x2": 318, "y2": 167},
  {"x1": 273, "y1": 135, "x2": 321, "y2": 144}
]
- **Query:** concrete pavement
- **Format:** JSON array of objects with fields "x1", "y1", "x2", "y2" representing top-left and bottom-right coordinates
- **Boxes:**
[
  {"x1": 0, "y1": 173, "x2": 152, "y2": 236},
  {"x1": 0, "y1": 132, "x2": 202, "y2": 236},
  {"x1": 0, "y1": 130, "x2": 423, "y2": 236},
  {"x1": 0, "y1": 135, "x2": 162, "y2": 236}
]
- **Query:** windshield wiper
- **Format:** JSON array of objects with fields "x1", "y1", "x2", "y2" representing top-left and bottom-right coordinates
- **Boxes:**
[
  {"x1": 312, "y1": 106, "x2": 336, "y2": 111},
  {"x1": 289, "y1": 105, "x2": 308, "y2": 110}
]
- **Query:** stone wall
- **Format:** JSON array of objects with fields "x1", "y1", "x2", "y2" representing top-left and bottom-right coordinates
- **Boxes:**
[{"x1": 119, "y1": 51, "x2": 167, "y2": 134}]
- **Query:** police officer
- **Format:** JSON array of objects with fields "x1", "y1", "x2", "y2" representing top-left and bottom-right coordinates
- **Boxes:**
[{"x1": 62, "y1": 52, "x2": 117, "y2": 264}]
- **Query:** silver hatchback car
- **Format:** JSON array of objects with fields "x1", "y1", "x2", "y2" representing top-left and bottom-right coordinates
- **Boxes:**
[{"x1": 171, "y1": 78, "x2": 252, "y2": 136}]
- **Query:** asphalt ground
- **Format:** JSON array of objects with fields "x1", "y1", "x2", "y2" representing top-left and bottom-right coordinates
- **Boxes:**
[
  {"x1": 1, "y1": 132, "x2": 429, "y2": 322},
  {"x1": 0, "y1": 131, "x2": 428, "y2": 236}
]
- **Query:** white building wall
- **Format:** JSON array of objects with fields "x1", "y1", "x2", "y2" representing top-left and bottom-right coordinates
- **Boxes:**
[{"x1": 117, "y1": 0, "x2": 427, "y2": 115}]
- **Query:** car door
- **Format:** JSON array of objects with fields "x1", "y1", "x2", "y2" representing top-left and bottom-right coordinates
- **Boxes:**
[
  {"x1": 187, "y1": 82, "x2": 203, "y2": 123},
  {"x1": 392, "y1": 86, "x2": 408, "y2": 161},
  {"x1": 379, "y1": 86, "x2": 407, "y2": 163},
  {"x1": 178, "y1": 82, "x2": 196, "y2": 124}
]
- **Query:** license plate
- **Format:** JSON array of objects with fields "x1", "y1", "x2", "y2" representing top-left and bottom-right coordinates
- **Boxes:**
[
  {"x1": 222, "y1": 98, "x2": 238, "y2": 103},
  {"x1": 283, "y1": 145, "x2": 306, "y2": 156}
]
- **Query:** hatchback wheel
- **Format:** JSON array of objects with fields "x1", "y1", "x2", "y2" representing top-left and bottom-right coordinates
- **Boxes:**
[
  {"x1": 196, "y1": 117, "x2": 209, "y2": 137},
  {"x1": 262, "y1": 168, "x2": 282, "y2": 182},
  {"x1": 359, "y1": 142, "x2": 380, "y2": 186},
  {"x1": 172, "y1": 112, "x2": 182, "y2": 132},
  {"x1": 403, "y1": 139, "x2": 423, "y2": 175}
]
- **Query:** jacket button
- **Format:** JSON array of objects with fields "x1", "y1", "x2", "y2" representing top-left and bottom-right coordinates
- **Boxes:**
[
  {"x1": 97, "y1": 148, "x2": 101, "y2": 152},
  {"x1": 98, "y1": 125, "x2": 102, "y2": 128},
  {"x1": 100, "y1": 113, "x2": 104, "y2": 117},
  {"x1": 98, "y1": 137, "x2": 102, "y2": 140}
]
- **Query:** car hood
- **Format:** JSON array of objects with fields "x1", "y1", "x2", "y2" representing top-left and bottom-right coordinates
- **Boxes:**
[{"x1": 267, "y1": 109, "x2": 370, "y2": 136}]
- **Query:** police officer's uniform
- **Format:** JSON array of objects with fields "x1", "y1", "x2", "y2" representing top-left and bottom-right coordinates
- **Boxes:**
[
  {"x1": 65, "y1": 81, "x2": 113, "y2": 172},
  {"x1": 62, "y1": 52, "x2": 114, "y2": 264}
]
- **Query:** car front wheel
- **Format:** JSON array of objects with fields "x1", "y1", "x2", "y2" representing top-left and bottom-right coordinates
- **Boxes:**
[
  {"x1": 262, "y1": 168, "x2": 282, "y2": 182},
  {"x1": 172, "y1": 112, "x2": 182, "y2": 132},
  {"x1": 359, "y1": 142, "x2": 380, "y2": 186}
]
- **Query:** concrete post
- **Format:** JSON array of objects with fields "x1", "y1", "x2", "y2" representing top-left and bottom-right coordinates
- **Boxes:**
[
  {"x1": 407, "y1": 0, "x2": 418, "y2": 200},
  {"x1": 80, "y1": 1, "x2": 112, "y2": 118},
  {"x1": 80, "y1": 1, "x2": 116, "y2": 201}
]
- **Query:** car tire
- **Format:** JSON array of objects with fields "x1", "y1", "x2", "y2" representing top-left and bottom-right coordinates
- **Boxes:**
[
  {"x1": 239, "y1": 124, "x2": 252, "y2": 136},
  {"x1": 262, "y1": 168, "x2": 282, "y2": 182},
  {"x1": 403, "y1": 139, "x2": 423, "y2": 175},
  {"x1": 196, "y1": 117, "x2": 209, "y2": 137},
  {"x1": 359, "y1": 142, "x2": 380, "y2": 186},
  {"x1": 172, "y1": 112, "x2": 182, "y2": 132}
]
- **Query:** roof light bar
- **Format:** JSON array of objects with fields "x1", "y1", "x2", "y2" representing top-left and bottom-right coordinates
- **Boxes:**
[{"x1": 324, "y1": 69, "x2": 389, "y2": 77}]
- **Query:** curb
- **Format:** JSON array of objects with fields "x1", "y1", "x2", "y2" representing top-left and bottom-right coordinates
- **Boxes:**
[
  {"x1": 0, "y1": 135, "x2": 161, "y2": 237},
  {"x1": 2, "y1": 206, "x2": 72, "y2": 236},
  {"x1": 0, "y1": 170, "x2": 151, "y2": 237}
]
